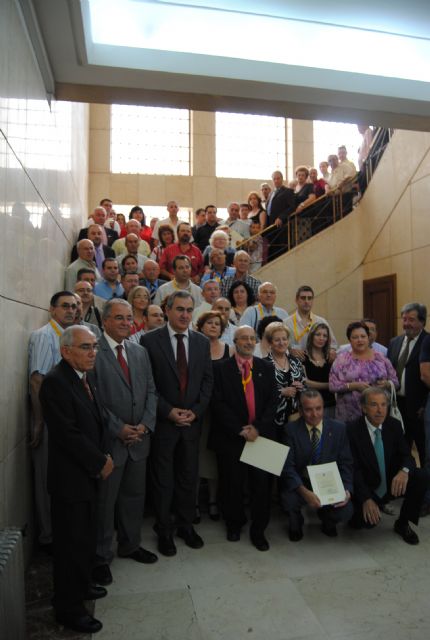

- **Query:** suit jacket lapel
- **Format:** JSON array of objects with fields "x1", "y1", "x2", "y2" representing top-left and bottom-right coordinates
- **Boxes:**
[
  {"x1": 62, "y1": 361, "x2": 101, "y2": 422},
  {"x1": 297, "y1": 419, "x2": 312, "y2": 461},
  {"x1": 357, "y1": 417, "x2": 379, "y2": 475},
  {"x1": 320, "y1": 420, "x2": 334, "y2": 462},
  {"x1": 391, "y1": 336, "x2": 403, "y2": 366},
  {"x1": 227, "y1": 356, "x2": 248, "y2": 418},
  {"x1": 406, "y1": 330, "x2": 425, "y2": 366},
  {"x1": 158, "y1": 325, "x2": 180, "y2": 381}
]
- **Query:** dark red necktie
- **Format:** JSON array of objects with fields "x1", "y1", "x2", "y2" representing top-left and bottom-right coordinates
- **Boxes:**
[
  {"x1": 116, "y1": 344, "x2": 131, "y2": 384},
  {"x1": 81, "y1": 373, "x2": 94, "y2": 401},
  {"x1": 175, "y1": 334, "x2": 188, "y2": 400}
]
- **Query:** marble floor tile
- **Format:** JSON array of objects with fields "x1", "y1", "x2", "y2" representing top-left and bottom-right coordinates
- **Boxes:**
[
  {"x1": 107, "y1": 553, "x2": 187, "y2": 596},
  {"x1": 190, "y1": 577, "x2": 325, "y2": 640},
  {"x1": 293, "y1": 566, "x2": 430, "y2": 638},
  {"x1": 95, "y1": 588, "x2": 204, "y2": 640}
]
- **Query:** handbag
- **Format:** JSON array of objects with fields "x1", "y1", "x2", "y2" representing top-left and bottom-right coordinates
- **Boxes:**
[{"x1": 388, "y1": 380, "x2": 404, "y2": 432}]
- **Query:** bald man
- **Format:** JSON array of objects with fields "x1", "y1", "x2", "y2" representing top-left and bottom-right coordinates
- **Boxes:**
[{"x1": 65, "y1": 239, "x2": 102, "y2": 290}]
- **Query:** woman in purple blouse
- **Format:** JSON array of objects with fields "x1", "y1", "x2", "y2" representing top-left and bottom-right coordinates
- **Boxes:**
[{"x1": 329, "y1": 321, "x2": 398, "y2": 422}]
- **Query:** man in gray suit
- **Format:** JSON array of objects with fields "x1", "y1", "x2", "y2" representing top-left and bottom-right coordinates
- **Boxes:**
[
  {"x1": 141, "y1": 291, "x2": 213, "y2": 557},
  {"x1": 92, "y1": 299, "x2": 158, "y2": 586}
]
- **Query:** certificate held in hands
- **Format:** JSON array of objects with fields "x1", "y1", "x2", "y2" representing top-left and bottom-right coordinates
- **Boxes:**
[
  {"x1": 240, "y1": 436, "x2": 290, "y2": 476},
  {"x1": 307, "y1": 462, "x2": 346, "y2": 506}
]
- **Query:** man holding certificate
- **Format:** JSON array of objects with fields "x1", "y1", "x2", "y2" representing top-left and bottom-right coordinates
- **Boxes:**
[
  {"x1": 347, "y1": 387, "x2": 429, "y2": 544},
  {"x1": 209, "y1": 326, "x2": 278, "y2": 551},
  {"x1": 282, "y1": 390, "x2": 353, "y2": 541}
]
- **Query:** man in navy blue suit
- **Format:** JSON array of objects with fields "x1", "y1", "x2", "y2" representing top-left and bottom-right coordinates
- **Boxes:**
[
  {"x1": 282, "y1": 389, "x2": 353, "y2": 541},
  {"x1": 347, "y1": 387, "x2": 428, "y2": 545}
]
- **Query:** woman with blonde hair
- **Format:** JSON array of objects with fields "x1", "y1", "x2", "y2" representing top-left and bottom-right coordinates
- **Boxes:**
[
  {"x1": 264, "y1": 322, "x2": 306, "y2": 433},
  {"x1": 127, "y1": 285, "x2": 151, "y2": 335}
]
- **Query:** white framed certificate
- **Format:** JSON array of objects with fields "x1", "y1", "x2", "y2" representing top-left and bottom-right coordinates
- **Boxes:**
[
  {"x1": 240, "y1": 436, "x2": 290, "y2": 476},
  {"x1": 307, "y1": 462, "x2": 346, "y2": 506}
]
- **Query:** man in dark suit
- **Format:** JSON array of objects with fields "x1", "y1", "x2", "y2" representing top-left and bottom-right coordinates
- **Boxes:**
[
  {"x1": 265, "y1": 170, "x2": 295, "y2": 261},
  {"x1": 39, "y1": 326, "x2": 114, "y2": 634},
  {"x1": 71, "y1": 223, "x2": 116, "y2": 263},
  {"x1": 387, "y1": 302, "x2": 428, "y2": 465},
  {"x1": 347, "y1": 387, "x2": 428, "y2": 544},
  {"x1": 72, "y1": 207, "x2": 118, "y2": 257},
  {"x1": 92, "y1": 299, "x2": 158, "y2": 587},
  {"x1": 282, "y1": 389, "x2": 353, "y2": 541},
  {"x1": 141, "y1": 290, "x2": 213, "y2": 556},
  {"x1": 209, "y1": 326, "x2": 277, "y2": 550}
]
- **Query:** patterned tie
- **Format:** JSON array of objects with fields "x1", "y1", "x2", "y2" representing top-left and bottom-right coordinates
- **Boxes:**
[
  {"x1": 310, "y1": 427, "x2": 320, "y2": 464},
  {"x1": 81, "y1": 373, "x2": 94, "y2": 401},
  {"x1": 116, "y1": 344, "x2": 131, "y2": 385},
  {"x1": 396, "y1": 337, "x2": 412, "y2": 382},
  {"x1": 373, "y1": 429, "x2": 387, "y2": 498},
  {"x1": 175, "y1": 334, "x2": 188, "y2": 400}
]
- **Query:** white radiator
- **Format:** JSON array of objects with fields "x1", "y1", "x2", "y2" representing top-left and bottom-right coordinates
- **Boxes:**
[{"x1": 0, "y1": 529, "x2": 25, "y2": 640}]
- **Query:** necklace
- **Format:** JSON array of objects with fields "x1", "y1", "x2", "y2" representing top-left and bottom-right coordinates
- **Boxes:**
[{"x1": 272, "y1": 353, "x2": 288, "y2": 370}]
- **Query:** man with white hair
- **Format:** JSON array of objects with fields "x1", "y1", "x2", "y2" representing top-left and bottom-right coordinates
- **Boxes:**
[
  {"x1": 209, "y1": 325, "x2": 277, "y2": 550},
  {"x1": 225, "y1": 202, "x2": 251, "y2": 239},
  {"x1": 220, "y1": 250, "x2": 261, "y2": 298},
  {"x1": 260, "y1": 182, "x2": 272, "y2": 206},
  {"x1": 192, "y1": 280, "x2": 221, "y2": 324},
  {"x1": 40, "y1": 325, "x2": 113, "y2": 633},
  {"x1": 240, "y1": 282, "x2": 288, "y2": 331},
  {"x1": 112, "y1": 220, "x2": 151, "y2": 256},
  {"x1": 65, "y1": 239, "x2": 102, "y2": 290},
  {"x1": 92, "y1": 300, "x2": 158, "y2": 586}
]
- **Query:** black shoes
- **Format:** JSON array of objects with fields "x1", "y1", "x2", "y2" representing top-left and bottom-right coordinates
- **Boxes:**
[
  {"x1": 321, "y1": 521, "x2": 338, "y2": 537},
  {"x1": 288, "y1": 526, "x2": 303, "y2": 542},
  {"x1": 157, "y1": 535, "x2": 177, "y2": 557},
  {"x1": 84, "y1": 585, "x2": 107, "y2": 600},
  {"x1": 288, "y1": 513, "x2": 304, "y2": 542},
  {"x1": 122, "y1": 547, "x2": 158, "y2": 564},
  {"x1": 56, "y1": 612, "x2": 103, "y2": 634},
  {"x1": 92, "y1": 564, "x2": 113, "y2": 586},
  {"x1": 177, "y1": 527, "x2": 204, "y2": 549},
  {"x1": 226, "y1": 528, "x2": 240, "y2": 542},
  {"x1": 208, "y1": 502, "x2": 220, "y2": 521},
  {"x1": 250, "y1": 531, "x2": 270, "y2": 551},
  {"x1": 394, "y1": 519, "x2": 419, "y2": 545}
]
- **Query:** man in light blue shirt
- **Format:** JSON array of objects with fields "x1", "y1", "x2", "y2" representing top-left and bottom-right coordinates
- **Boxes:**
[{"x1": 94, "y1": 258, "x2": 124, "y2": 300}]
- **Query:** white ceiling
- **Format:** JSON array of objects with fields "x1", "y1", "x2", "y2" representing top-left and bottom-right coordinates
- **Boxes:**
[{"x1": 26, "y1": 0, "x2": 430, "y2": 130}]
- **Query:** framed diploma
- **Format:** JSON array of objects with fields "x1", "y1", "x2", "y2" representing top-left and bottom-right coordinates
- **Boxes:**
[
  {"x1": 240, "y1": 436, "x2": 290, "y2": 476},
  {"x1": 307, "y1": 462, "x2": 346, "y2": 506}
]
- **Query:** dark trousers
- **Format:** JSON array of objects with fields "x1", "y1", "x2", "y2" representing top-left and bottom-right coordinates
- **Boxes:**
[
  {"x1": 216, "y1": 452, "x2": 272, "y2": 533},
  {"x1": 51, "y1": 498, "x2": 97, "y2": 615},
  {"x1": 150, "y1": 428, "x2": 199, "y2": 535},
  {"x1": 266, "y1": 226, "x2": 288, "y2": 262},
  {"x1": 352, "y1": 468, "x2": 429, "y2": 527},
  {"x1": 397, "y1": 396, "x2": 425, "y2": 466}
]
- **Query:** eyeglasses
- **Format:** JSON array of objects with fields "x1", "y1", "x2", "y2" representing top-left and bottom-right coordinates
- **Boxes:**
[
  {"x1": 73, "y1": 343, "x2": 99, "y2": 351},
  {"x1": 57, "y1": 303, "x2": 78, "y2": 310}
]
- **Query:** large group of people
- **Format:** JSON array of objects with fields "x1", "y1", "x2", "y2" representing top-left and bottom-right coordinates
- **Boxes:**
[{"x1": 28, "y1": 152, "x2": 429, "y2": 636}]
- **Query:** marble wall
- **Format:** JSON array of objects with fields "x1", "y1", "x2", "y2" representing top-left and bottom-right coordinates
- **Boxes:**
[
  {"x1": 0, "y1": 0, "x2": 89, "y2": 550},
  {"x1": 259, "y1": 128, "x2": 430, "y2": 340},
  {"x1": 88, "y1": 105, "x2": 314, "y2": 211}
]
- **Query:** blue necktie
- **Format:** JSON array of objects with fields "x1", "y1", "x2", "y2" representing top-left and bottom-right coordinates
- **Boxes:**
[
  {"x1": 311, "y1": 427, "x2": 320, "y2": 464},
  {"x1": 374, "y1": 429, "x2": 387, "y2": 498}
]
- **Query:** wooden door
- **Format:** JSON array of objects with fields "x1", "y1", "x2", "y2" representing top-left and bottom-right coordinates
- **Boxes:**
[{"x1": 363, "y1": 274, "x2": 397, "y2": 346}]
